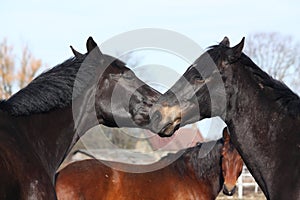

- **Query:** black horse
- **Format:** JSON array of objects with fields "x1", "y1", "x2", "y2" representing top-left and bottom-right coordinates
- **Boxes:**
[
  {"x1": 0, "y1": 37, "x2": 160, "y2": 199},
  {"x1": 150, "y1": 37, "x2": 300, "y2": 200}
]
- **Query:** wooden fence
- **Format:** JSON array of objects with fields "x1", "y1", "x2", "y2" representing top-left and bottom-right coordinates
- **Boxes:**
[{"x1": 236, "y1": 165, "x2": 259, "y2": 199}]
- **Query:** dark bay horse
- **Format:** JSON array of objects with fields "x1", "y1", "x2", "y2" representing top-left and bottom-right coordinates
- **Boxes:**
[
  {"x1": 55, "y1": 128, "x2": 243, "y2": 200},
  {"x1": 150, "y1": 37, "x2": 300, "y2": 199},
  {"x1": 0, "y1": 37, "x2": 160, "y2": 199}
]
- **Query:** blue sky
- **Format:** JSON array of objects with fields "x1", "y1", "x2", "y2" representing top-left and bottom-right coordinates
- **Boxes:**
[
  {"x1": 2, "y1": 0, "x2": 300, "y2": 67},
  {"x1": 1, "y1": 0, "x2": 300, "y2": 139}
]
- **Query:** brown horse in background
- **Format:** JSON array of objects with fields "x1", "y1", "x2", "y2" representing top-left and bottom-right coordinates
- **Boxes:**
[{"x1": 56, "y1": 128, "x2": 243, "y2": 200}]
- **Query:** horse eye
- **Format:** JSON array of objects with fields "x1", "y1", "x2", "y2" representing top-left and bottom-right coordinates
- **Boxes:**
[
  {"x1": 123, "y1": 71, "x2": 134, "y2": 79},
  {"x1": 192, "y1": 75, "x2": 205, "y2": 84},
  {"x1": 195, "y1": 78, "x2": 205, "y2": 85}
]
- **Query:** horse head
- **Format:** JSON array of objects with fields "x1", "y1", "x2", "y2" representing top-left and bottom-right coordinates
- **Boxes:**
[
  {"x1": 221, "y1": 128, "x2": 243, "y2": 196},
  {"x1": 149, "y1": 37, "x2": 245, "y2": 137},
  {"x1": 71, "y1": 37, "x2": 161, "y2": 131}
]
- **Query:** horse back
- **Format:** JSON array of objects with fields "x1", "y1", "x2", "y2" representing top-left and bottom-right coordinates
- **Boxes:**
[{"x1": 56, "y1": 159, "x2": 218, "y2": 200}]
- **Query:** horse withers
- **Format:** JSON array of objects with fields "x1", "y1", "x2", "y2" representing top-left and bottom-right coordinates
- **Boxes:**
[{"x1": 55, "y1": 128, "x2": 243, "y2": 200}]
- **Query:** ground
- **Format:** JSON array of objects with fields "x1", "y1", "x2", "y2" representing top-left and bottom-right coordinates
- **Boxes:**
[{"x1": 216, "y1": 189, "x2": 266, "y2": 200}]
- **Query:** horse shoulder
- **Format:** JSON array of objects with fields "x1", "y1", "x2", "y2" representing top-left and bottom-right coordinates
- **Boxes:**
[
  {"x1": 0, "y1": 167, "x2": 21, "y2": 200},
  {"x1": 56, "y1": 159, "x2": 114, "y2": 199}
]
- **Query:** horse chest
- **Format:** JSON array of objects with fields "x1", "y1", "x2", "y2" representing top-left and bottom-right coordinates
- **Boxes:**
[
  {"x1": 0, "y1": 141, "x2": 56, "y2": 200},
  {"x1": 0, "y1": 166, "x2": 56, "y2": 200}
]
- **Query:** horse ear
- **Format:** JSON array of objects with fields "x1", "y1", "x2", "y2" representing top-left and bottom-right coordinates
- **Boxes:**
[
  {"x1": 232, "y1": 37, "x2": 245, "y2": 56},
  {"x1": 220, "y1": 36, "x2": 230, "y2": 47},
  {"x1": 70, "y1": 46, "x2": 83, "y2": 58},
  {"x1": 86, "y1": 37, "x2": 102, "y2": 55},
  {"x1": 226, "y1": 37, "x2": 245, "y2": 63},
  {"x1": 222, "y1": 127, "x2": 230, "y2": 142}
]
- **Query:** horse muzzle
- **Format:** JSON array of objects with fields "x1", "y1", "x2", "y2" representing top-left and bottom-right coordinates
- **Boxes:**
[{"x1": 223, "y1": 184, "x2": 236, "y2": 196}]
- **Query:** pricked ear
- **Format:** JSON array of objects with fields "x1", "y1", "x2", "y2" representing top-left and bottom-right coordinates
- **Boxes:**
[
  {"x1": 226, "y1": 37, "x2": 245, "y2": 63},
  {"x1": 220, "y1": 36, "x2": 230, "y2": 47},
  {"x1": 86, "y1": 36, "x2": 102, "y2": 55},
  {"x1": 222, "y1": 127, "x2": 230, "y2": 142},
  {"x1": 70, "y1": 46, "x2": 83, "y2": 58},
  {"x1": 232, "y1": 37, "x2": 245, "y2": 57}
]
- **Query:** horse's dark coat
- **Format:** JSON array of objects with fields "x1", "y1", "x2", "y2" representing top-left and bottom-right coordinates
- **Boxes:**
[{"x1": 150, "y1": 37, "x2": 300, "y2": 200}]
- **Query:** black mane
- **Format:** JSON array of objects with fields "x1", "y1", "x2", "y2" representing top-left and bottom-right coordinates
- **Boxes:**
[
  {"x1": 240, "y1": 53, "x2": 300, "y2": 117},
  {"x1": 0, "y1": 56, "x2": 85, "y2": 115},
  {"x1": 205, "y1": 44, "x2": 300, "y2": 118},
  {"x1": 0, "y1": 50, "x2": 128, "y2": 116}
]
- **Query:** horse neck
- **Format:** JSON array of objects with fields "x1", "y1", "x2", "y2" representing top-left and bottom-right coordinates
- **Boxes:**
[
  {"x1": 0, "y1": 56, "x2": 103, "y2": 173},
  {"x1": 13, "y1": 107, "x2": 72, "y2": 175},
  {"x1": 14, "y1": 105, "x2": 99, "y2": 180},
  {"x1": 174, "y1": 140, "x2": 223, "y2": 192},
  {"x1": 224, "y1": 56, "x2": 300, "y2": 121},
  {"x1": 223, "y1": 60, "x2": 300, "y2": 199}
]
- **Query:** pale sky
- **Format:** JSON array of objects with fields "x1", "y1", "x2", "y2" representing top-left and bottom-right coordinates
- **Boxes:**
[
  {"x1": 1, "y1": 0, "x2": 299, "y2": 140},
  {"x1": 1, "y1": 0, "x2": 300, "y2": 66}
]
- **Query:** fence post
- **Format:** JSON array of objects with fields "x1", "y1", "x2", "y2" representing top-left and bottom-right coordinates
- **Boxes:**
[{"x1": 237, "y1": 174, "x2": 243, "y2": 199}]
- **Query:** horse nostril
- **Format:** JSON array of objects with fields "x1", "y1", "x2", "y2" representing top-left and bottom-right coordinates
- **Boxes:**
[
  {"x1": 223, "y1": 185, "x2": 236, "y2": 196},
  {"x1": 174, "y1": 123, "x2": 180, "y2": 131}
]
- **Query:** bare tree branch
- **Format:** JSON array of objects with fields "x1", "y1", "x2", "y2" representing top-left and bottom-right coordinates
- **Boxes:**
[
  {"x1": 0, "y1": 39, "x2": 15, "y2": 99},
  {"x1": 18, "y1": 45, "x2": 42, "y2": 89},
  {"x1": 0, "y1": 39, "x2": 42, "y2": 99},
  {"x1": 245, "y1": 32, "x2": 300, "y2": 93}
]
